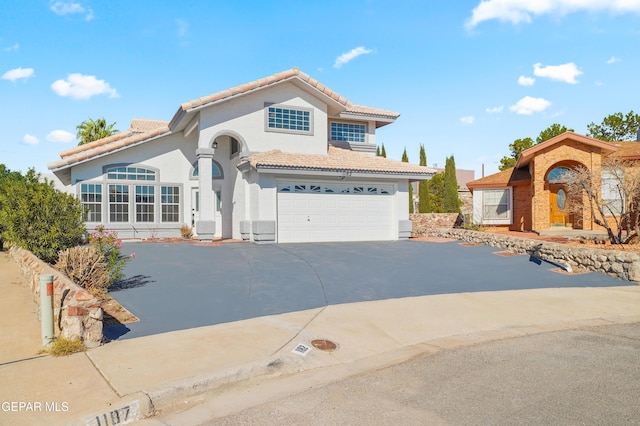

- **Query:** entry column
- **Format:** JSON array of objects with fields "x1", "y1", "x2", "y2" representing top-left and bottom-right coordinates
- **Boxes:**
[{"x1": 196, "y1": 148, "x2": 216, "y2": 241}]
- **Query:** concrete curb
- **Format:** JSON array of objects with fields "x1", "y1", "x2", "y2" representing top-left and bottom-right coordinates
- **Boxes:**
[{"x1": 91, "y1": 314, "x2": 640, "y2": 423}]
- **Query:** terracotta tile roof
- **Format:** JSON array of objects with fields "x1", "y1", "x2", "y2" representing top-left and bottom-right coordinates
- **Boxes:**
[
  {"x1": 466, "y1": 167, "x2": 531, "y2": 189},
  {"x1": 179, "y1": 67, "x2": 399, "y2": 120},
  {"x1": 243, "y1": 146, "x2": 434, "y2": 176},
  {"x1": 49, "y1": 122, "x2": 170, "y2": 170},
  {"x1": 129, "y1": 118, "x2": 170, "y2": 133}
]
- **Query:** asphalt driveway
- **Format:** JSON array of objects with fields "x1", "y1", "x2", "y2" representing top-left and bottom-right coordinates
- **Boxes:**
[{"x1": 107, "y1": 240, "x2": 627, "y2": 340}]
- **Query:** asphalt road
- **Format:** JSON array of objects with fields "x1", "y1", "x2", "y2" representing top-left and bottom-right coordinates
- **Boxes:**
[
  {"x1": 109, "y1": 240, "x2": 626, "y2": 340},
  {"x1": 163, "y1": 322, "x2": 640, "y2": 425}
]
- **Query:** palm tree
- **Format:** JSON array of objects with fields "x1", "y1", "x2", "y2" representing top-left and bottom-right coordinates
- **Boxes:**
[{"x1": 76, "y1": 117, "x2": 119, "y2": 145}]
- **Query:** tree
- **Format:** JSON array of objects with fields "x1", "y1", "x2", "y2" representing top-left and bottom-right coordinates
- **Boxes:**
[
  {"x1": 380, "y1": 143, "x2": 387, "y2": 158},
  {"x1": 564, "y1": 157, "x2": 640, "y2": 244},
  {"x1": 418, "y1": 144, "x2": 431, "y2": 212},
  {"x1": 0, "y1": 168, "x2": 85, "y2": 262},
  {"x1": 537, "y1": 123, "x2": 573, "y2": 143},
  {"x1": 402, "y1": 147, "x2": 413, "y2": 213},
  {"x1": 0, "y1": 165, "x2": 26, "y2": 250},
  {"x1": 376, "y1": 145, "x2": 381, "y2": 156},
  {"x1": 498, "y1": 137, "x2": 534, "y2": 171},
  {"x1": 587, "y1": 111, "x2": 640, "y2": 142},
  {"x1": 443, "y1": 155, "x2": 461, "y2": 213},
  {"x1": 427, "y1": 173, "x2": 445, "y2": 212},
  {"x1": 76, "y1": 117, "x2": 119, "y2": 145},
  {"x1": 499, "y1": 124, "x2": 573, "y2": 171}
]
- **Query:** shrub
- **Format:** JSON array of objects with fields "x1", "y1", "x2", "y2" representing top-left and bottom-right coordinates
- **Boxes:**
[
  {"x1": 180, "y1": 224, "x2": 193, "y2": 239},
  {"x1": 87, "y1": 226, "x2": 133, "y2": 284},
  {"x1": 55, "y1": 246, "x2": 111, "y2": 297},
  {"x1": 0, "y1": 170, "x2": 85, "y2": 263}
]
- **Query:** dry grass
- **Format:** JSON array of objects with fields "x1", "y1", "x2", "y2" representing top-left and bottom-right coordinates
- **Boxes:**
[
  {"x1": 54, "y1": 246, "x2": 110, "y2": 298},
  {"x1": 42, "y1": 337, "x2": 86, "y2": 357}
]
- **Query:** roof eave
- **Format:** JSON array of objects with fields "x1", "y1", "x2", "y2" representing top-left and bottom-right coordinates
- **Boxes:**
[{"x1": 253, "y1": 166, "x2": 433, "y2": 180}]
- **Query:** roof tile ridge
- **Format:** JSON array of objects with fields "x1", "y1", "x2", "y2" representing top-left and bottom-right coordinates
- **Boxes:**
[{"x1": 59, "y1": 130, "x2": 133, "y2": 158}]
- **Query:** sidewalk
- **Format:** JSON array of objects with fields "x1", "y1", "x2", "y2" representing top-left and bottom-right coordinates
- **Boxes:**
[{"x1": 1, "y1": 250, "x2": 640, "y2": 425}]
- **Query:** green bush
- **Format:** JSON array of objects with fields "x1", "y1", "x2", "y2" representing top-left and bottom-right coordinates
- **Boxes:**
[
  {"x1": 0, "y1": 169, "x2": 85, "y2": 263},
  {"x1": 87, "y1": 225, "x2": 133, "y2": 284}
]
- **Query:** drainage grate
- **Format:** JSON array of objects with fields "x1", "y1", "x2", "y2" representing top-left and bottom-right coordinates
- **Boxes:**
[{"x1": 311, "y1": 339, "x2": 337, "y2": 351}]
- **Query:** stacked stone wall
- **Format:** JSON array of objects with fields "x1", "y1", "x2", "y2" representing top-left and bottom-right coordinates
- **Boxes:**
[
  {"x1": 9, "y1": 247, "x2": 103, "y2": 347},
  {"x1": 426, "y1": 228, "x2": 640, "y2": 283},
  {"x1": 410, "y1": 213, "x2": 462, "y2": 236}
]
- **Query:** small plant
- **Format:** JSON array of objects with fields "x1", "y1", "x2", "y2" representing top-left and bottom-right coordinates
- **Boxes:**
[
  {"x1": 44, "y1": 336, "x2": 86, "y2": 357},
  {"x1": 87, "y1": 226, "x2": 134, "y2": 284},
  {"x1": 180, "y1": 224, "x2": 193, "y2": 239}
]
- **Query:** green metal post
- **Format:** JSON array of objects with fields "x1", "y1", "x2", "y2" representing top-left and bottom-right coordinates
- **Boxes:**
[{"x1": 40, "y1": 274, "x2": 54, "y2": 346}]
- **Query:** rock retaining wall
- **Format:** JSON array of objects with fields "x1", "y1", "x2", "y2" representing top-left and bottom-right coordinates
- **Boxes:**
[
  {"x1": 425, "y1": 228, "x2": 640, "y2": 283},
  {"x1": 410, "y1": 213, "x2": 463, "y2": 236},
  {"x1": 9, "y1": 247, "x2": 103, "y2": 347}
]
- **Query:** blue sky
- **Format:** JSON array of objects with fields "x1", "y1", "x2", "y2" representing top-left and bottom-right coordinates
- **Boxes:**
[{"x1": 2, "y1": 1, "x2": 640, "y2": 178}]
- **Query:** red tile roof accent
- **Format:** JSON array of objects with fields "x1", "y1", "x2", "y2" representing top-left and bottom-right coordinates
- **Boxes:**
[
  {"x1": 466, "y1": 167, "x2": 531, "y2": 189},
  {"x1": 244, "y1": 146, "x2": 433, "y2": 175}
]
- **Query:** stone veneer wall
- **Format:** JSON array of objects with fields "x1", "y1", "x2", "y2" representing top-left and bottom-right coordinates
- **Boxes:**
[
  {"x1": 9, "y1": 247, "x2": 103, "y2": 347},
  {"x1": 425, "y1": 228, "x2": 640, "y2": 283},
  {"x1": 410, "y1": 213, "x2": 463, "y2": 237}
]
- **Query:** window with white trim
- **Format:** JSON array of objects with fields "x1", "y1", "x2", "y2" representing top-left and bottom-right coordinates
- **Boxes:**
[
  {"x1": 109, "y1": 184, "x2": 129, "y2": 222},
  {"x1": 106, "y1": 166, "x2": 156, "y2": 181},
  {"x1": 161, "y1": 186, "x2": 180, "y2": 222},
  {"x1": 602, "y1": 171, "x2": 623, "y2": 215},
  {"x1": 191, "y1": 161, "x2": 223, "y2": 179},
  {"x1": 80, "y1": 183, "x2": 102, "y2": 222},
  {"x1": 266, "y1": 105, "x2": 312, "y2": 134},
  {"x1": 331, "y1": 122, "x2": 366, "y2": 143},
  {"x1": 483, "y1": 189, "x2": 509, "y2": 219},
  {"x1": 135, "y1": 185, "x2": 155, "y2": 222}
]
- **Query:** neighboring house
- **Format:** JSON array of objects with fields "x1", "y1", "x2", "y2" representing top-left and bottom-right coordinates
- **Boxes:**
[
  {"x1": 467, "y1": 131, "x2": 640, "y2": 232},
  {"x1": 48, "y1": 67, "x2": 434, "y2": 243}
]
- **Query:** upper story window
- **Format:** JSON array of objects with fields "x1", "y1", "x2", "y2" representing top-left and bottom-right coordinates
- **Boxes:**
[
  {"x1": 230, "y1": 137, "x2": 240, "y2": 157},
  {"x1": 265, "y1": 105, "x2": 312, "y2": 134},
  {"x1": 105, "y1": 166, "x2": 156, "y2": 181},
  {"x1": 331, "y1": 122, "x2": 366, "y2": 143}
]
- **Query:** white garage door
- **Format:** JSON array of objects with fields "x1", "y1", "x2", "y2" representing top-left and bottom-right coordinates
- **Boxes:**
[{"x1": 277, "y1": 182, "x2": 395, "y2": 243}]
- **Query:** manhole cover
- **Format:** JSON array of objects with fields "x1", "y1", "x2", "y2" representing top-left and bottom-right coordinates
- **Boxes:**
[{"x1": 311, "y1": 339, "x2": 337, "y2": 351}]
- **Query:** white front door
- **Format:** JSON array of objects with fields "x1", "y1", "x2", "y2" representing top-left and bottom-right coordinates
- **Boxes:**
[
  {"x1": 191, "y1": 188, "x2": 222, "y2": 238},
  {"x1": 277, "y1": 182, "x2": 395, "y2": 243}
]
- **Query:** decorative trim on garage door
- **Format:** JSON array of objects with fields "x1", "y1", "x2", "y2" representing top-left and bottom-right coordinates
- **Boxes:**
[{"x1": 277, "y1": 182, "x2": 393, "y2": 195}]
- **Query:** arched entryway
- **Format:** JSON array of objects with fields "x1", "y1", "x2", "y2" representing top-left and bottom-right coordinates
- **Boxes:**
[{"x1": 547, "y1": 167, "x2": 573, "y2": 227}]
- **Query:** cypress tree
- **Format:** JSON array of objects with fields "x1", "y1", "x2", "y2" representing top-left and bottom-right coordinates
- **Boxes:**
[
  {"x1": 381, "y1": 143, "x2": 387, "y2": 158},
  {"x1": 376, "y1": 145, "x2": 381, "y2": 156},
  {"x1": 401, "y1": 147, "x2": 413, "y2": 213},
  {"x1": 418, "y1": 144, "x2": 431, "y2": 213},
  {"x1": 443, "y1": 155, "x2": 461, "y2": 213}
]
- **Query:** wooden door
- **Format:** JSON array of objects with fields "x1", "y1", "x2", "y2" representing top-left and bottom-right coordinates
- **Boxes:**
[{"x1": 549, "y1": 184, "x2": 571, "y2": 226}]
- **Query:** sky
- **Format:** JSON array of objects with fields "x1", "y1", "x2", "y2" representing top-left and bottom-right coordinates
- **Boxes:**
[{"x1": 1, "y1": 0, "x2": 640, "y2": 179}]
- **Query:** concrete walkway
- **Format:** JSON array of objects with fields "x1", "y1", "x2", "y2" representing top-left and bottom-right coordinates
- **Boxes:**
[{"x1": 1, "y1": 249, "x2": 640, "y2": 425}]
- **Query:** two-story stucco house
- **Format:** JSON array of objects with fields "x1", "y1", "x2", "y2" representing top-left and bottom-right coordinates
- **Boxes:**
[{"x1": 48, "y1": 67, "x2": 434, "y2": 243}]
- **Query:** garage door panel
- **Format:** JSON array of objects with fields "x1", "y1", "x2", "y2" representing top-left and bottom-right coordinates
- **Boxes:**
[{"x1": 277, "y1": 184, "x2": 395, "y2": 243}]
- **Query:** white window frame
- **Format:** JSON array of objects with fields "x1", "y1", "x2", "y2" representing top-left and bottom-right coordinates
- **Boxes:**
[
  {"x1": 601, "y1": 170, "x2": 624, "y2": 216},
  {"x1": 80, "y1": 183, "x2": 103, "y2": 222},
  {"x1": 264, "y1": 103, "x2": 314, "y2": 135},
  {"x1": 477, "y1": 188, "x2": 512, "y2": 225},
  {"x1": 161, "y1": 186, "x2": 181, "y2": 223},
  {"x1": 330, "y1": 121, "x2": 367, "y2": 143}
]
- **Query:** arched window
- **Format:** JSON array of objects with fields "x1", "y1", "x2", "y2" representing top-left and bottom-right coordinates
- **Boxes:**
[
  {"x1": 547, "y1": 167, "x2": 571, "y2": 183},
  {"x1": 191, "y1": 160, "x2": 223, "y2": 179}
]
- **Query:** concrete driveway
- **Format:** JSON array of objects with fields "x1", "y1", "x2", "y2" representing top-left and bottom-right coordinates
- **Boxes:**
[{"x1": 107, "y1": 240, "x2": 626, "y2": 340}]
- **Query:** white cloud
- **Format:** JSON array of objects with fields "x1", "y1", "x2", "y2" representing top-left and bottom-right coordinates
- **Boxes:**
[
  {"x1": 533, "y1": 62, "x2": 582, "y2": 84},
  {"x1": 2, "y1": 67, "x2": 34, "y2": 82},
  {"x1": 466, "y1": 0, "x2": 640, "y2": 29},
  {"x1": 46, "y1": 130, "x2": 76, "y2": 143},
  {"x1": 50, "y1": 2, "x2": 94, "y2": 21},
  {"x1": 51, "y1": 73, "x2": 119, "y2": 99},
  {"x1": 4, "y1": 43, "x2": 19, "y2": 52},
  {"x1": 486, "y1": 105, "x2": 504, "y2": 113},
  {"x1": 22, "y1": 134, "x2": 39, "y2": 145},
  {"x1": 509, "y1": 96, "x2": 551, "y2": 115},
  {"x1": 460, "y1": 116, "x2": 475, "y2": 125},
  {"x1": 607, "y1": 56, "x2": 620, "y2": 64},
  {"x1": 518, "y1": 75, "x2": 535, "y2": 86},
  {"x1": 334, "y1": 46, "x2": 374, "y2": 68}
]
